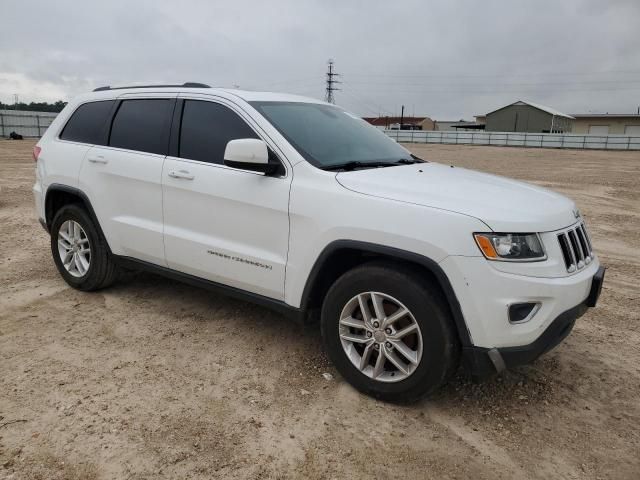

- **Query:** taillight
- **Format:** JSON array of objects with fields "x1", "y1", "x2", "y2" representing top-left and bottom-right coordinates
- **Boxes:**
[{"x1": 33, "y1": 145, "x2": 41, "y2": 162}]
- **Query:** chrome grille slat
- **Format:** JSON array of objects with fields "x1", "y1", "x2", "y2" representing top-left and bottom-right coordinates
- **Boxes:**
[
  {"x1": 575, "y1": 228, "x2": 589, "y2": 259},
  {"x1": 568, "y1": 230, "x2": 584, "y2": 266},
  {"x1": 565, "y1": 232, "x2": 578, "y2": 272},
  {"x1": 557, "y1": 234, "x2": 573, "y2": 270},
  {"x1": 557, "y1": 221, "x2": 593, "y2": 273},
  {"x1": 580, "y1": 224, "x2": 593, "y2": 254}
]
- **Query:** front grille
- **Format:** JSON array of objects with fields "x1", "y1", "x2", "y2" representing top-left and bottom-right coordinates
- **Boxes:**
[{"x1": 557, "y1": 222, "x2": 594, "y2": 273}]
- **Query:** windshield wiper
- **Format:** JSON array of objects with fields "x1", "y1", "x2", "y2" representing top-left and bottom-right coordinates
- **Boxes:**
[
  {"x1": 395, "y1": 157, "x2": 423, "y2": 164},
  {"x1": 323, "y1": 161, "x2": 396, "y2": 171},
  {"x1": 323, "y1": 158, "x2": 422, "y2": 171}
]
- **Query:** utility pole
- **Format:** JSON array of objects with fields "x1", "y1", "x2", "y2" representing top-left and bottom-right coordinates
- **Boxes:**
[
  {"x1": 325, "y1": 59, "x2": 340, "y2": 104},
  {"x1": 13, "y1": 94, "x2": 19, "y2": 110},
  {"x1": 400, "y1": 105, "x2": 405, "y2": 129}
]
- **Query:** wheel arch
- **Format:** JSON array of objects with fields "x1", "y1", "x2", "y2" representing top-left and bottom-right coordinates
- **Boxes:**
[
  {"x1": 300, "y1": 240, "x2": 472, "y2": 347},
  {"x1": 44, "y1": 184, "x2": 111, "y2": 252}
]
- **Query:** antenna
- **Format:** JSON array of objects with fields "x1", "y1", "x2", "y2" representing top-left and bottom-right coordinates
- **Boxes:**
[{"x1": 325, "y1": 59, "x2": 340, "y2": 104}]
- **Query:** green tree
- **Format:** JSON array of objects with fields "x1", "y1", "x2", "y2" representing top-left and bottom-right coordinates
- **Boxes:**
[{"x1": 0, "y1": 101, "x2": 67, "y2": 113}]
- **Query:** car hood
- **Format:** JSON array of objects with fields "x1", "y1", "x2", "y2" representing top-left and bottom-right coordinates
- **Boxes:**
[{"x1": 335, "y1": 162, "x2": 577, "y2": 232}]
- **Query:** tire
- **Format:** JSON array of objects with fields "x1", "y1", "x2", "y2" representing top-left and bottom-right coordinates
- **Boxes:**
[
  {"x1": 50, "y1": 204, "x2": 118, "y2": 291},
  {"x1": 321, "y1": 262, "x2": 459, "y2": 402}
]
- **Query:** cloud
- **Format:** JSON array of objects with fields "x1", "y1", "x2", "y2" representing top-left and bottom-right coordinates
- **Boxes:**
[{"x1": 1, "y1": 0, "x2": 639, "y2": 117}]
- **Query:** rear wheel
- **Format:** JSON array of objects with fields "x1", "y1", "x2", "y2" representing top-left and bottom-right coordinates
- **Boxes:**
[
  {"x1": 321, "y1": 262, "x2": 459, "y2": 402},
  {"x1": 50, "y1": 204, "x2": 117, "y2": 291}
]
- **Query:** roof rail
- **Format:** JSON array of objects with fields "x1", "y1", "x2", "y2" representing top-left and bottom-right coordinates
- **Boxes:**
[{"x1": 93, "y1": 82, "x2": 210, "y2": 92}]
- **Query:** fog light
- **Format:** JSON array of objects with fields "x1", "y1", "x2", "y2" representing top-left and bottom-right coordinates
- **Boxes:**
[{"x1": 508, "y1": 302, "x2": 541, "y2": 324}]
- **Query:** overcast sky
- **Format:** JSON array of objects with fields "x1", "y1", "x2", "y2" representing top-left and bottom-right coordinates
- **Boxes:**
[{"x1": 1, "y1": 0, "x2": 639, "y2": 119}]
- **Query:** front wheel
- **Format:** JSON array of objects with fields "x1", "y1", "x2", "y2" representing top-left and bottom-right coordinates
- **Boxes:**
[{"x1": 321, "y1": 262, "x2": 459, "y2": 402}]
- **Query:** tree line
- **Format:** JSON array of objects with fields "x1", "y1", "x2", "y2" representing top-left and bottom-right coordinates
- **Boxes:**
[{"x1": 0, "y1": 101, "x2": 68, "y2": 113}]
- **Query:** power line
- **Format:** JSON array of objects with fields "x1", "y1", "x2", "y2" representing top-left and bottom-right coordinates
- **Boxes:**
[
  {"x1": 345, "y1": 79, "x2": 640, "y2": 87},
  {"x1": 260, "y1": 76, "x2": 321, "y2": 89},
  {"x1": 346, "y1": 68, "x2": 640, "y2": 79},
  {"x1": 339, "y1": 90, "x2": 384, "y2": 116},
  {"x1": 325, "y1": 59, "x2": 340, "y2": 104},
  {"x1": 340, "y1": 84, "x2": 394, "y2": 116},
  {"x1": 341, "y1": 84, "x2": 640, "y2": 95}
]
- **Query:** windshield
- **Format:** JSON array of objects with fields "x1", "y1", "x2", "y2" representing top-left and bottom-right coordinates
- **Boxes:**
[{"x1": 250, "y1": 101, "x2": 416, "y2": 170}]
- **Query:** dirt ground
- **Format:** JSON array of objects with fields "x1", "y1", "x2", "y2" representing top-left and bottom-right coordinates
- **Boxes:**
[{"x1": 0, "y1": 139, "x2": 638, "y2": 480}]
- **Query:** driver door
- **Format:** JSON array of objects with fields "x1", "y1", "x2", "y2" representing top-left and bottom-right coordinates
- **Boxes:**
[{"x1": 161, "y1": 98, "x2": 291, "y2": 300}]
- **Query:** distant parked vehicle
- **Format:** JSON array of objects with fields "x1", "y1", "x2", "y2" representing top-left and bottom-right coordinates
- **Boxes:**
[{"x1": 33, "y1": 82, "x2": 604, "y2": 401}]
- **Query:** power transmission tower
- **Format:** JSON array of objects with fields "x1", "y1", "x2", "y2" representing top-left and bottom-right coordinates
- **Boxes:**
[{"x1": 325, "y1": 59, "x2": 340, "y2": 104}]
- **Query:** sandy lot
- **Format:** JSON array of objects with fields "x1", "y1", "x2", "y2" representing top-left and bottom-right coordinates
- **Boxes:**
[{"x1": 1, "y1": 139, "x2": 639, "y2": 479}]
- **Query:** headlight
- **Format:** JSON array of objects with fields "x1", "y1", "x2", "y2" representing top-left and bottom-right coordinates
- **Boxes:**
[{"x1": 473, "y1": 233, "x2": 546, "y2": 261}]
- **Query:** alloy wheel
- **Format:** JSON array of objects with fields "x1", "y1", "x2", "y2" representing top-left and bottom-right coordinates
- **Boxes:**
[
  {"x1": 338, "y1": 291, "x2": 423, "y2": 383},
  {"x1": 57, "y1": 220, "x2": 91, "y2": 278}
]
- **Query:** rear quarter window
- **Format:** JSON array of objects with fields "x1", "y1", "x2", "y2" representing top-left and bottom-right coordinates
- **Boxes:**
[{"x1": 59, "y1": 100, "x2": 115, "y2": 145}]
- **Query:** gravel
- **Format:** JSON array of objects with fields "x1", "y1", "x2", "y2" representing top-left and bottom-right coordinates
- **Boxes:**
[{"x1": 1, "y1": 140, "x2": 639, "y2": 479}]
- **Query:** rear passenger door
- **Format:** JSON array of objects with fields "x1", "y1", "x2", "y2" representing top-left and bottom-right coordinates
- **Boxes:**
[
  {"x1": 78, "y1": 94, "x2": 175, "y2": 265},
  {"x1": 162, "y1": 97, "x2": 292, "y2": 300},
  {"x1": 53, "y1": 100, "x2": 117, "y2": 191}
]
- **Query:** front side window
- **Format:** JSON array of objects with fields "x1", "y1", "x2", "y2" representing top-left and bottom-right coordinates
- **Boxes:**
[
  {"x1": 60, "y1": 100, "x2": 115, "y2": 145},
  {"x1": 109, "y1": 99, "x2": 172, "y2": 155},
  {"x1": 179, "y1": 100, "x2": 258, "y2": 164},
  {"x1": 250, "y1": 101, "x2": 417, "y2": 170}
]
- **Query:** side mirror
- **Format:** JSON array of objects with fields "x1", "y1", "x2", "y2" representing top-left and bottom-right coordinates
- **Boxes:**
[{"x1": 224, "y1": 138, "x2": 278, "y2": 174}]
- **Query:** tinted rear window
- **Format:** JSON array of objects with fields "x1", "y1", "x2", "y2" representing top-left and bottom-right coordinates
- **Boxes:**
[
  {"x1": 179, "y1": 100, "x2": 257, "y2": 164},
  {"x1": 109, "y1": 99, "x2": 172, "y2": 155},
  {"x1": 60, "y1": 100, "x2": 114, "y2": 144}
]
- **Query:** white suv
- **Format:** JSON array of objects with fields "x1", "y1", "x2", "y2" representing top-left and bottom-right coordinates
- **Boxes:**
[{"x1": 33, "y1": 83, "x2": 605, "y2": 401}]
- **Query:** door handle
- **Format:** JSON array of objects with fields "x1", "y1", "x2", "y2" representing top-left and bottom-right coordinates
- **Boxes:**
[
  {"x1": 168, "y1": 170, "x2": 195, "y2": 180},
  {"x1": 88, "y1": 156, "x2": 108, "y2": 164}
]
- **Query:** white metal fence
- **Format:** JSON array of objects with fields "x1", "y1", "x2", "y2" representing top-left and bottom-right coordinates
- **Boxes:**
[
  {"x1": 0, "y1": 110, "x2": 58, "y2": 138},
  {"x1": 3, "y1": 109, "x2": 639, "y2": 151},
  {"x1": 385, "y1": 129, "x2": 640, "y2": 151}
]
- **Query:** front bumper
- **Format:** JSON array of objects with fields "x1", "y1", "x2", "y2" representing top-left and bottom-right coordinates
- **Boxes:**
[
  {"x1": 463, "y1": 266, "x2": 605, "y2": 378},
  {"x1": 440, "y1": 253, "x2": 601, "y2": 348}
]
